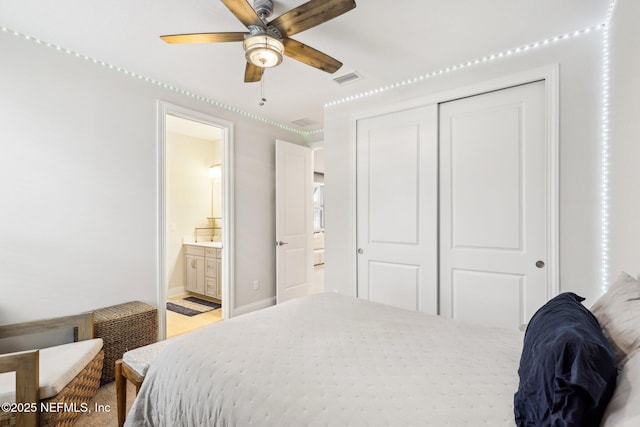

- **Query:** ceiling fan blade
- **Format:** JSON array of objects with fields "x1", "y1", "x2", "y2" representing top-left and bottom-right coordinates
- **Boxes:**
[
  {"x1": 282, "y1": 38, "x2": 342, "y2": 74},
  {"x1": 221, "y1": 0, "x2": 264, "y2": 28},
  {"x1": 244, "y1": 62, "x2": 265, "y2": 82},
  {"x1": 271, "y1": 0, "x2": 356, "y2": 37},
  {"x1": 160, "y1": 32, "x2": 247, "y2": 44}
]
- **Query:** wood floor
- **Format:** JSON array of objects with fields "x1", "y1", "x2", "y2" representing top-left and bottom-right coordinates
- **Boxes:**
[
  {"x1": 166, "y1": 294, "x2": 223, "y2": 338},
  {"x1": 166, "y1": 265, "x2": 325, "y2": 338}
]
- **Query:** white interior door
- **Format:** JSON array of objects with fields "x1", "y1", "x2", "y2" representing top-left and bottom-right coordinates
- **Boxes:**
[
  {"x1": 356, "y1": 105, "x2": 438, "y2": 313},
  {"x1": 276, "y1": 140, "x2": 313, "y2": 304},
  {"x1": 439, "y1": 81, "x2": 548, "y2": 329}
]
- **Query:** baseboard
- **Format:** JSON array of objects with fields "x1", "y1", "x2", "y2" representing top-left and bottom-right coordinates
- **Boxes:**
[
  {"x1": 167, "y1": 286, "x2": 186, "y2": 298},
  {"x1": 232, "y1": 296, "x2": 276, "y2": 317}
]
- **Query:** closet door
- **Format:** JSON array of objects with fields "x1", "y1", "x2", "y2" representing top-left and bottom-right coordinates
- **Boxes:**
[
  {"x1": 439, "y1": 81, "x2": 548, "y2": 329},
  {"x1": 356, "y1": 105, "x2": 438, "y2": 313}
]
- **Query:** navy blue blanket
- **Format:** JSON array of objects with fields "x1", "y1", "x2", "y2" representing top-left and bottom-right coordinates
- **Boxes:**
[{"x1": 514, "y1": 293, "x2": 617, "y2": 427}]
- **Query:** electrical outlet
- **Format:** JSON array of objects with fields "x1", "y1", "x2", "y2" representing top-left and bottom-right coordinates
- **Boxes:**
[{"x1": 252, "y1": 279, "x2": 260, "y2": 290}]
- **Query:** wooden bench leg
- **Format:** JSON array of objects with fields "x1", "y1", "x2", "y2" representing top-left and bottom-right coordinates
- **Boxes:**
[
  {"x1": 115, "y1": 359, "x2": 126, "y2": 427},
  {"x1": 115, "y1": 358, "x2": 146, "y2": 426}
]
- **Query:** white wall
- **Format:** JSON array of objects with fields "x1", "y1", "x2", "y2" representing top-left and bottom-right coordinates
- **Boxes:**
[
  {"x1": 0, "y1": 30, "x2": 305, "y2": 324},
  {"x1": 324, "y1": 31, "x2": 605, "y2": 304},
  {"x1": 166, "y1": 131, "x2": 221, "y2": 294},
  {"x1": 609, "y1": 0, "x2": 640, "y2": 282}
]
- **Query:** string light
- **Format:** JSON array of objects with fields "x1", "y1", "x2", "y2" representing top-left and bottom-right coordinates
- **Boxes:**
[
  {"x1": 601, "y1": 0, "x2": 617, "y2": 292},
  {"x1": 323, "y1": 11, "x2": 617, "y2": 293},
  {"x1": 0, "y1": 25, "x2": 312, "y2": 136},
  {"x1": 1, "y1": 6, "x2": 619, "y2": 255},
  {"x1": 601, "y1": 25, "x2": 610, "y2": 293},
  {"x1": 325, "y1": 24, "x2": 605, "y2": 108}
]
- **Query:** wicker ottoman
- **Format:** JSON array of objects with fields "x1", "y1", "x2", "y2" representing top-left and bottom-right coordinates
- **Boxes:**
[{"x1": 93, "y1": 301, "x2": 158, "y2": 385}]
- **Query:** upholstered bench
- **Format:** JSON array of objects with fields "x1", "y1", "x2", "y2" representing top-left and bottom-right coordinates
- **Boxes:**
[
  {"x1": 0, "y1": 313, "x2": 104, "y2": 427},
  {"x1": 115, "y1": 340, "x2": 170, "y2": 427}
]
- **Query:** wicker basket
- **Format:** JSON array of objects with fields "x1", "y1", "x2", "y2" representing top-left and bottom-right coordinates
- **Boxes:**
[
  {"x1": 0, "y1": 350, "x2": 104, "y2": 427},
  {"x1": 93, "y1": 301, "x2": 158, "y2": 385}
]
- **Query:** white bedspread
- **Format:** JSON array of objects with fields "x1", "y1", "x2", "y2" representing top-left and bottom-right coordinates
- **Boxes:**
[{"x1": 126, "y1": 292, "x2": 523, "y2": 426}]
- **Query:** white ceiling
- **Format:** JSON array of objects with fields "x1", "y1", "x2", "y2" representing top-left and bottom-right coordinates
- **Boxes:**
[{"x1": 0, "y1": 0, "x2": 609, "y2": 132}]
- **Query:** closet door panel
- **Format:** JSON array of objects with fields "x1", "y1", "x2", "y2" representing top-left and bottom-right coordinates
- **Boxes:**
[
  {"x1": 439, "y1": 81, "x2": 548, "y2": 329},
  {"x1": 356, "y1": 105, "x2": 438, "y2": 314}
]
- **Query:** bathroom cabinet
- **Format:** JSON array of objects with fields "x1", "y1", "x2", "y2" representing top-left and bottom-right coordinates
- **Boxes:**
[{"x1": 184, "y1": 244, "x2": 222, "y2": 300}]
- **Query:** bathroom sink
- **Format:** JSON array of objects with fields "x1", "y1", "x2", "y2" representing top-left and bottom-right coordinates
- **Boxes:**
[{"x1": 182, "y1": 239, "x2": 222, "y2": 248}]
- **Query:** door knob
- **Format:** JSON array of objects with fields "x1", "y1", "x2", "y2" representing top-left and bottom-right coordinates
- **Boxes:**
[
  {"x1": 276, "y1": 241, "x2": 288, "y2": 246},
  {"x1": 536, "y1": 260, "x2": 545, "y2": 268},
  {"x1": 357, "y1": 248, "x2": 363, "y2": 254}
]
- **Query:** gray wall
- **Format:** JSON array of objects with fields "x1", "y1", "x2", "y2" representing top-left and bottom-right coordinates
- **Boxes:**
[
  {"x1": 0, "y1": 30, "x2": 304, "y2": 324},
  {"x1": 609, "y1": 0, "x2": 640, "y2": 282},
  {"x1": 324, "y1": 30, "x2": 606, "y2": 305}
]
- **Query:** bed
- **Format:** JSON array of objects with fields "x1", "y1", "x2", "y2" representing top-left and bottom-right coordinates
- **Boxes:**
[{"x1": 124, "y1": 273, "x2": 640, "y2": 427}]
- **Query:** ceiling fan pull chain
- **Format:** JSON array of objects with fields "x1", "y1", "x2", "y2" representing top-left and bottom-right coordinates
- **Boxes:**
[{"x1": 259, "y1": 74, "x2": 267, "y2": 106}]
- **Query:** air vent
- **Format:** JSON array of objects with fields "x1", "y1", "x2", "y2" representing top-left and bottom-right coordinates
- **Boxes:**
[
  {"x1": 333, "y1": 71, "x2": 363, "y2": 85},
  {"x1": 290, "y1": 117, "x2": 319, "y2": 128}
]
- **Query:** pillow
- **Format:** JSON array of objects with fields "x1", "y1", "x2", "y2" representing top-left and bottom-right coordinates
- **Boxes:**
[
  {"x1": 590, "y1": 272, "x2": 640, "y2": 368},
  {"x1": 514, "y1": 293, "x2": 617, "y2": 427},
  {"x1": 600, "y1": 352, "x2": 640, "y2": 427}
]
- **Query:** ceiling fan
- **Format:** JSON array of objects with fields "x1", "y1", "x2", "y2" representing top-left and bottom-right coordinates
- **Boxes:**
[{"x1": 160, "y1": 0, "x2": 357, "y2": 83}]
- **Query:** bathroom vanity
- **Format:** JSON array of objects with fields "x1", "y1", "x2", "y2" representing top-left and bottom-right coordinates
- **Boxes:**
[{"x1": 183, "y1": 241, "x2": 222, "y2": 300}]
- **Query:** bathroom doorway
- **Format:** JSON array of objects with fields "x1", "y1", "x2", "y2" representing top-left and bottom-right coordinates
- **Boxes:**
[
  {"x1": 311, "y1": 147, "x2": 325, "y2": 294},
  {"x1": 157, "y1": 102, "x2": 234, "y2": 339}
]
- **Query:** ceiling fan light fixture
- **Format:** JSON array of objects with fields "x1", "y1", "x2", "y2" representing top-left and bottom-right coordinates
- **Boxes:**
[{"x1": 243, "y1": 35, "x2": 284, "y2": 68}]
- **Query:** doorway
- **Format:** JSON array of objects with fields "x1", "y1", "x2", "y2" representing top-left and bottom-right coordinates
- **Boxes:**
[
  {"x1": 157, "y1": 102, "x2": 234, "y2": 340},
  {"x1": 274, "y1": 141, "x2": 325, "y2": 304},
  {"x1": 311, "y1": 148, "x2": 326, "y2": 294}
]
